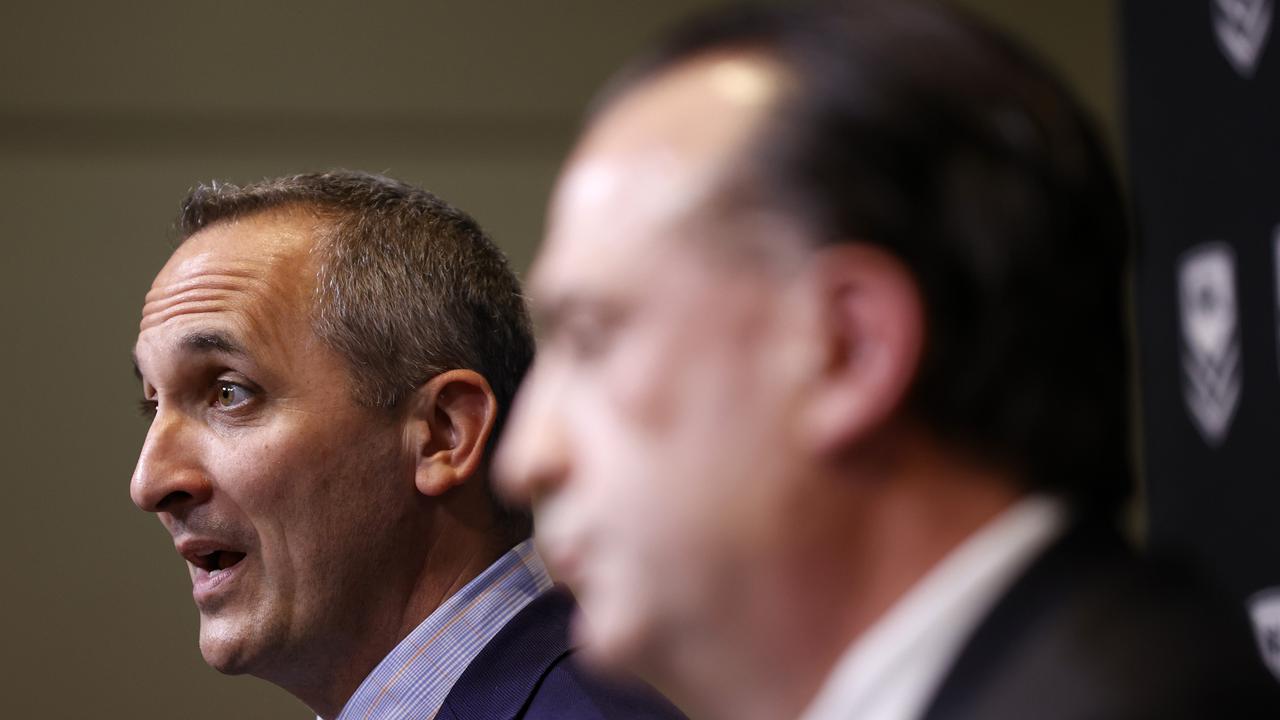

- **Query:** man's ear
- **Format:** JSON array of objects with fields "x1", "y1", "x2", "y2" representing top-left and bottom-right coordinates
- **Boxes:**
[
  {"x1": 800, "y1": 242, "x2": 926, "y2": 455},
  {"x1": 403, "y1": 369, "x2": 499, "y2": 497}
]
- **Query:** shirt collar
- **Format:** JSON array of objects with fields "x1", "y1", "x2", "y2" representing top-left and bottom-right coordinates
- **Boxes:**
[
  {"x1": 332, "y1": 539, "x2": 554, "y2": 720},
  {"x1": 800, "y1": 494, "x2": 1068, "y2": 720}
]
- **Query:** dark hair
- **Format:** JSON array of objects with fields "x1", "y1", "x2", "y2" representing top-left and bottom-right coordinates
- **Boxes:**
[
  {"x1": 601, "y1": 0, "x2": 1132, "y2": 512},
  {"x1": 179, "y1": 170, "x2": 535, "y2": 540}
]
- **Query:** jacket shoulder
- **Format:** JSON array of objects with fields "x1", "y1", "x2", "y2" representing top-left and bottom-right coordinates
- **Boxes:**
[
  {"x1": 522, "y1": 652, "x2": 686, "y2": 720},
  {"x1": 923, "y1": 521, "x2": 1280, "y2": 719},
  {"x1": 438, "y1": 586, "x2": 684, "y2": 720}
]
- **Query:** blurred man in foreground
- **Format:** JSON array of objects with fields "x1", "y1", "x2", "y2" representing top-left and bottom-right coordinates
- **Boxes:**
[
  {"x1": 496, "y1": 2, "x2": 1280, "y2": 718},
  {"x1": 130, "y1": 171, "x2": 683, "y2": 719}
]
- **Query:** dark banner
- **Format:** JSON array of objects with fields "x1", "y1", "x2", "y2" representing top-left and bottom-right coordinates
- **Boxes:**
[{"x1": 1123, "y1": 0, "x2": 1280, "y2": 679}]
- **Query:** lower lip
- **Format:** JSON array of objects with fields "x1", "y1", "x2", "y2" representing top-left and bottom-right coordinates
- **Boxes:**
[{"x1": 192, "y1": 559, "x2": 247, "y2": 605}]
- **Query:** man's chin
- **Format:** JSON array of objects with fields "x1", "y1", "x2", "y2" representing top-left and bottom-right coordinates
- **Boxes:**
[
  {"x1": 198, "y1": 618, "x2": 260, "y2": 676},
  {"x1": 570, "y1": 602, "x2": 654, "y2": 676}
]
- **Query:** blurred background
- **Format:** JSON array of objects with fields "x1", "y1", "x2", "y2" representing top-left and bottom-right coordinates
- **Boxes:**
[{"x1": 1, "y1": 2, "x2": 1121, "y2": 717}]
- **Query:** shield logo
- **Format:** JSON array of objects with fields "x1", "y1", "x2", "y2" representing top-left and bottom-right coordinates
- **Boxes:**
[
  {"x1": 1178, "y1": 242, "x2": 1241, "y2": 446},
  {"x1": 1212, "y1": 0, "x2": 1273, "y2": 77},
  {"x1": 1249, "y1": 588, "x2": 1280, "y2": 681}
]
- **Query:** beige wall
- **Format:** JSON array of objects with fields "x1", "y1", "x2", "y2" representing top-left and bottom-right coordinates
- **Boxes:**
[{"x1": 0, "y1": 2, "x2": 1116, "y2": 716}]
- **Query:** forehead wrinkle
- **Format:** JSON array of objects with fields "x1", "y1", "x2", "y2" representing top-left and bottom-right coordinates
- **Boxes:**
[
  {"x1": 139, "y1": 266, "x2": 315, "y2": 372},
  {"x1": 142, "y1": 287, "x2": 255, "y2": 332},
  {"x1": 142, "y1": 240, "x2": 311, "y2": 320},
  {"x1": 143, "y1": 267, "x2": 263, "y2": 306}
]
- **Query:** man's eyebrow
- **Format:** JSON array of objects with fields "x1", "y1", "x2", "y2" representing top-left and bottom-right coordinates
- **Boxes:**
[
  {"x1": 531, "y1": 293, "x2": 623, "y2": 336},
  {"x1": 179, "y1": 330, "x2": 248, "y2": 357},
  {"x1": 530, "y1": 294, "x2": 578, "y2": 334},
  {"x1": 131, "y1": 330, "x2": 250, "y2": 383}
]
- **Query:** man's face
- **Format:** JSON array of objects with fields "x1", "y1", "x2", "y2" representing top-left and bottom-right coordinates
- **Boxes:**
[
  {"x1": 131, "y1": 211, "x2": 421, "y2": 679},
  {"x1": 497, "y1": 56, "x2": 821, "y2": 675}
]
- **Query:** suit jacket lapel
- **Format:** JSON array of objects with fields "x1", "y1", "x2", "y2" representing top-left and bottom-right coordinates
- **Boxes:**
[
  {"x1": 435, "y1": 587, "x2": 576, "y2": 720},
  {"x1": 918, "y1": 519, "x2": 1127, "y2": 720}
]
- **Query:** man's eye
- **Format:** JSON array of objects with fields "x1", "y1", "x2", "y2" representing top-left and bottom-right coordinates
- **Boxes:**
[
  {"x1": 562, "y1": 318, "x2": 614, "y2": 359},
  {"x1": 567, "y1": 329, "x2": 608, "y2": 359},
  {"x1": 216, "y1": 382, "x2": 252, "y2": 408}
]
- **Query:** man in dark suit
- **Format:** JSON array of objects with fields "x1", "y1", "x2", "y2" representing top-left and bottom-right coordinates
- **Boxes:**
[
  {"x1": 494, "y1": 2, "x2": 1280, "y2": 718},
  {"x1": 130, "y1": 170, "x2": 682, "y2": 719}
]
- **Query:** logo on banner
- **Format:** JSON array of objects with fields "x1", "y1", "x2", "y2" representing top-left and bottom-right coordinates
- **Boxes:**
[
  {"x1": 1178, "y1": 242, "x2": 1241, "y2": 446},
  {"x1": 1249, "y1": 588, "x2": 1280, "y2": 681},
  {"x1": 1212, "y1": 0, "x2": 1273, "y2": 77}
]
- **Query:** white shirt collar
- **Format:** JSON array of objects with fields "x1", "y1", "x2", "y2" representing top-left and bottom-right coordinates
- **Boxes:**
[{"x1": 799, "y1": 494, "x2": 1068, "y2": 720}]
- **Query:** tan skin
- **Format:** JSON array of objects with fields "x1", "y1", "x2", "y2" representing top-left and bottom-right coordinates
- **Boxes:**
[
  {"x1": 496, "y1": 52, "x2": 1022, "y2": 720},
  {"x1": 132, "y1": 208, "x2": 507, "y2": 718}
]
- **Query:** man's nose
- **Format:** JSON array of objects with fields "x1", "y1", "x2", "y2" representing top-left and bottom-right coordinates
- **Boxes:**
[
  {"x1": 495, "y1": 368, "x2": 571, "y2": 507},
  {"x1": 131, "y1": 410, "x2": 211, "y2": 513}
]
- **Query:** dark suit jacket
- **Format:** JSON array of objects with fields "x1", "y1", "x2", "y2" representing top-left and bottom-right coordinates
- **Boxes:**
[
  {"x1": 436, "y1": 587, "x2": 686, "y2": 720},
  {"x1": 921, "y1": 519, "x2": 1280, "y2": 719}
]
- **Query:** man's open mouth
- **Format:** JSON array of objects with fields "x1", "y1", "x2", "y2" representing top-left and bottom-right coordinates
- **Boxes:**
[
  {"x1": 189, "y1": 549, "x2": 247, "y2": 576},
  {"x1": 176, "y1": 538, "x2": 251, "y2": 602}
]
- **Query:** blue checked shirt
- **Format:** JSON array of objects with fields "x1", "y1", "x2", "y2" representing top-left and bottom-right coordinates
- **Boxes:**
[{"x1": 333, "y1": 539, "x2": 555, "y2": 720}]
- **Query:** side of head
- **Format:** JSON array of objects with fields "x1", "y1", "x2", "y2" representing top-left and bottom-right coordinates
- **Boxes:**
[
  {"x1": 605, "y1": 0, "x2": 1134, "y2": 513},
  {"x1": 131, "y1": 171, "x2": 533, "y2": 713},
  {"x1": 497, "y1": 0, "x2": 1130, "y2": 710},
  {"x1": 179, "y1": 171, "x2": 535, "y2": 539}
]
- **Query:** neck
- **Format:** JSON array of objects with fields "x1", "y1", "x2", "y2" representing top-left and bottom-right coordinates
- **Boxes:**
[
  {"x1": 657, "y1": 437, "x2": 1023, "y2": 720},
  {"x1": 277, "y1": 509, "x2": 513, "y2": 718}
]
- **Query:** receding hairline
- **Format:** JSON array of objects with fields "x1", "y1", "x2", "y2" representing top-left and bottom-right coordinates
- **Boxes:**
[
  {"x1": 178, "y1": 200, "x2": 337, "y2": 250},
  {"x1": 164, "y1": 204, "x2": 358, "y2": 380},
  {"x1": 565, "y1": 50, "x2": 813, "y2": 266},
  {"x1": 579, "y1": 48, "x2": 791, "y2": 170}
]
